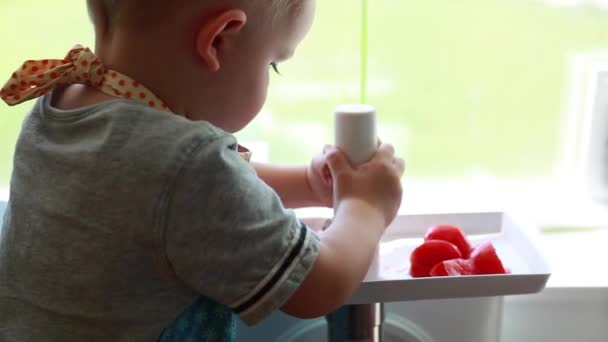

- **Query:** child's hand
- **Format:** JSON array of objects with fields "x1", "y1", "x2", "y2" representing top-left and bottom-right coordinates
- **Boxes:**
[
  {"x1": 306, "y1": 145, "x2": 334, "y2": 207},
  {"x1": 325, "y1": 143, "x2": 405, "y2": 226}
]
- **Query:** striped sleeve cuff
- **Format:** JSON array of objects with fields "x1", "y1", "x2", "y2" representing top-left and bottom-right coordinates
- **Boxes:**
[{"x1": 230, "y1": 221, "x2": 320, "y2": 325}]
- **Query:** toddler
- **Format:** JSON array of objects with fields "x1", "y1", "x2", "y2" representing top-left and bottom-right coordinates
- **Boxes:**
[{"x1": 0, "y1": 0, "x2": 404, "y2": 341}]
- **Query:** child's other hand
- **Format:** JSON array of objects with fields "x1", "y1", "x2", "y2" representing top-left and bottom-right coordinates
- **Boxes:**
[
  {"x1": 325, "y1": 143, "x2": 405, "y2": 227},
  {"x1": 306, "y1": 145, "x2": 334, "y2": 207}
]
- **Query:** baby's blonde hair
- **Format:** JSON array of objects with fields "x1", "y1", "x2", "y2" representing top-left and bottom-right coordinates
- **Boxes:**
[{"x1": 87, "y1": 0, "x2": 297, "y2": 33}]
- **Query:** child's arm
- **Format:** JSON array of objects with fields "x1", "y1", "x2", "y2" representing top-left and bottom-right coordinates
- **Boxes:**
[
  {"x1": 252, "y1": 162, "x2": 332, "y2": 208},
  {"x1": 252, "y1": 163, "x2": 319, "y2": 208},
  {"x1": 166, "y1": 135, "x2": 403, "y2": 324},
  {"x1": 281, "y1": 199, "x2": 386, "y2": 317},
  {"x1": 253, "y1": 148, "x2": 333, "y2": 208},
  {"x1": 281, "y1": 144, "x2": 404, "y2": 317}
]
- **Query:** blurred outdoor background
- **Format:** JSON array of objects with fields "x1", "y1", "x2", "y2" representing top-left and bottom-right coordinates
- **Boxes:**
[{"x1": 2, "y1": 0, "x2": 608, "y2": 189}]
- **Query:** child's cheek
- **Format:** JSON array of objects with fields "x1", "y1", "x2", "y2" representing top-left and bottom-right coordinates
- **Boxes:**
[{"x1": 250, "y1": 73, "x2": 269, "y2": 117}]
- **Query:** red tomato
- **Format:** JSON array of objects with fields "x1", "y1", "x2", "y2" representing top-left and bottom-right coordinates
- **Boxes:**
[
  {"x1": 424, "y1": 224, "x2": 473, "y2": 258},
  {"x1": 410, "y1": 240, "x2": 462, "y2": 277},
  {"x1": 469, "y1": 241, "x2": 507, "y2": 274},
  {"x1": 429, "y1": 258, "x2": 474, "y2": 276}
]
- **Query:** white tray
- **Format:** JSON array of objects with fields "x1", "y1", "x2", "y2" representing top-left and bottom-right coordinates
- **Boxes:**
[{"x1": 300, "y1": 211, "x2": 551, "y2": 304}]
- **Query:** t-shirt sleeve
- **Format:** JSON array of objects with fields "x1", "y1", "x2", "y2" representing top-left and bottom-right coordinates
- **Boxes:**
[{"x1": 165, "y1": 133, "x2": 320, "y2": 325}]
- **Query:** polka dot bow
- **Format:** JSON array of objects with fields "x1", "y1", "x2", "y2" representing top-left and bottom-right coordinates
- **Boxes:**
[
  {"x1": 0, "y1": 45, "x2": 169, "y2": 111},
  {"x1": 0, "y1": 45, "x2": 253, "y2": 162}
]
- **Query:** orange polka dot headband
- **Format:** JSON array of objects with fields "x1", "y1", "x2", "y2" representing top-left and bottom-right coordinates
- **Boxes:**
[{"x1": 0, "y1": 45, "x2": 170, "y2": 112}]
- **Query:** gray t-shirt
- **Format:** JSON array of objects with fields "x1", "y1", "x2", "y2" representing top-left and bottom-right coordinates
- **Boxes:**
[{"x1": 0, "y1": 95, "x2": 320, "y2": 341}]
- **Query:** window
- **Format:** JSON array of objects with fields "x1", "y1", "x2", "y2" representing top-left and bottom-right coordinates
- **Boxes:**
[
  {"x1": 2, "y1": 0, "x2": 608, "y2": 212},
  {"x1": 563, "y1": 52, "x2": 608, "y2": 202},
  {"x1": 242, "y1": 0, "x2": 608, "y2": 182}
]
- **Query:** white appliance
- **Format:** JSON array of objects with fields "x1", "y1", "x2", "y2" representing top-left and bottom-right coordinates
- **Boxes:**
[
  {"x1": 236, "y1": 297, "x2": 503, "y2": 342},
  {"x1": 235, "y1": 209, "x2": 551, "y2": 342}
]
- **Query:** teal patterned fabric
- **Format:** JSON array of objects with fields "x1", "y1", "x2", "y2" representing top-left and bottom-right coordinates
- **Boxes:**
[{"x1": 159, "y1": 296, "x2": 236, "y2": 342}]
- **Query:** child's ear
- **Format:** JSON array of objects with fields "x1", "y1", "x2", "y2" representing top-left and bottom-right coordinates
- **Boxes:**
[{"x1": 196, "y1": 9, "x2": 247, "y2": 72}]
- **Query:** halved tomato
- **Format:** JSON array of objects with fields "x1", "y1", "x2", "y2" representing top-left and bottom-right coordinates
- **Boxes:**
[
  {"x1": 429, "y1": 258, "x2": 474, "y2": 276},
  {"x1": 410, "y1": 240, "x2": 462, "y2": 277},
  {"x1": 469, "y1": 241, "x2": 507, "y2": 274},
  {"x1": 424, "y1": 224, "x2": 473, "y2": 258}
]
